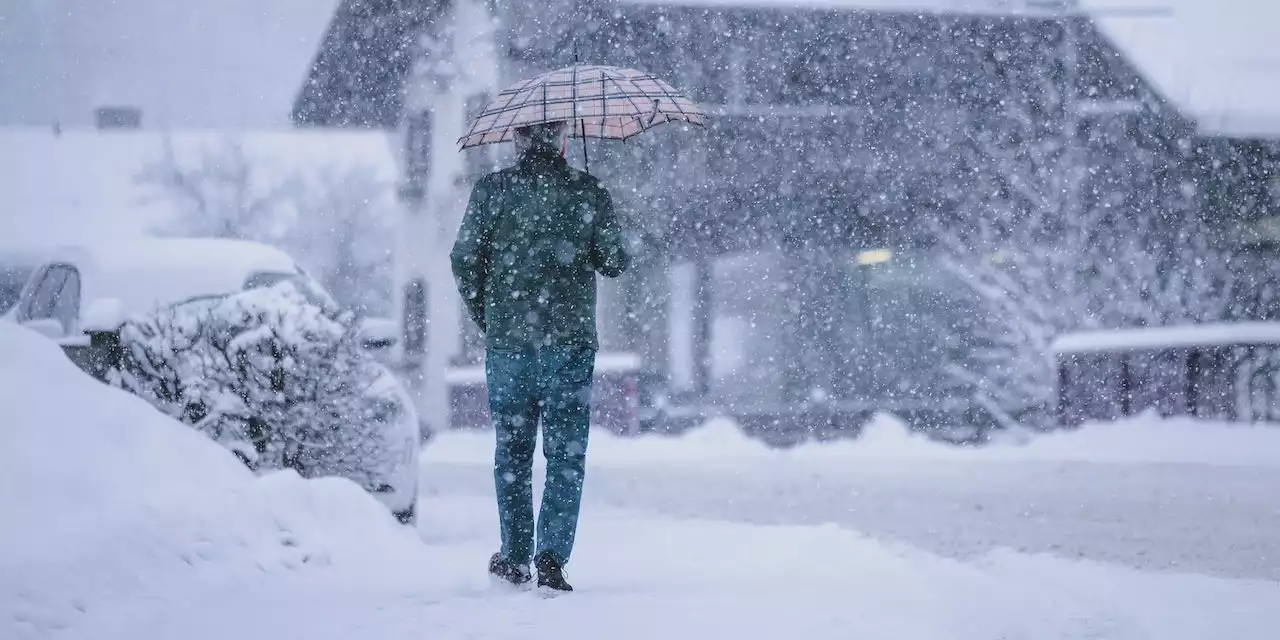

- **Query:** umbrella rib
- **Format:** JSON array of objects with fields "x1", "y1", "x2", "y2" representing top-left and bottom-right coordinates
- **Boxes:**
[
  {"x1": 661, "y1": 79, "x2": 693, "y2": 123},
  {"x1": 461, "y1": 65, "x2": 706, "y2": 149},
  {"x1": 609, "y1": 73, "x2": 655, "y2": 135},
  {"x1": 571, "y1": 63, "x2": 580, "y2": 134},
  {"x1": 544, "y1": 77, "x2": 550, "y2": 125},
  {"x1": 474, "y1": 85, "x2": 527, "y2": 145},
  {"x1": 490, "y1": 88, "x2": 523, "y2": 138}
]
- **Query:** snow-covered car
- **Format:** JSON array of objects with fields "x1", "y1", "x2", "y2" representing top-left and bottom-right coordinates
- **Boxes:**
[
  {"x1": 6, "y1": 237, "x2": 419, "y2": 522},
  {"x1": 0, "y1": 245, "x2": 55, "y2": 317},
  {"x1": 7, "y1": 237, "x2": 332, "y2": 344}
]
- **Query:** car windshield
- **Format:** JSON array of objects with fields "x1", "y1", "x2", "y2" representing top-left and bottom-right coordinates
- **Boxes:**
[{"x1": 243, "y1": 271, "x2": 336, "y2": 309}]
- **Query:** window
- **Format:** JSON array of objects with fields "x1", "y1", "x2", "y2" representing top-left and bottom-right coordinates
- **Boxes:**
[
  {"x1": 243, "y1": 271, "x2": 337, "y2": 310},
  {"x1": 405, "y1": 111, "x2": 432, "y2": 189},
  {"x1": 51, "y1": 269, "x2": 81, "y2": 333},
  {"x1": 243, "y1": 271, "x2": 292, "y2": 290},
  {"x1": 841, "y1": 251, "x2": 983, "y2": 400},
  {"x1": 26, "y1": 267, "x2": 68, "y2": 321},
  {"x1": 13, "y1": 267, "x2": 49, "y2": 321},
  {"x1": 18, "y1": 264, "x2": 80, "y2": 336}
]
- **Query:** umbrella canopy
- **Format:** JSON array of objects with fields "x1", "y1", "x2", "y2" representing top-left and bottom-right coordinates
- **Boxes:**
[{"x1": 458, "y1": 65, "x2": 707, "y2": 150}]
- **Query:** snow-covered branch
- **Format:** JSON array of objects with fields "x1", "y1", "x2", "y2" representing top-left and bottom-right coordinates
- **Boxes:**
[
  {"x1": 137, "y1": 139, "x2": 396, "y2": 314},
  {"x1": 935, "y1": 93, "x2": 1240, "y2": 428}
]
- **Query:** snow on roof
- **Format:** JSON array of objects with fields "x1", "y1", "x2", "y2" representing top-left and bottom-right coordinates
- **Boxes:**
[
  {"x1": 1087, "y1": 0, "x2": 1280, "y2": 139},
  {"x1": 39, "y1": 237, "x2": 303, "y2": 323},
  {"x1": 618, "y1": 0, "x2": 1280, "y2": 138},
  {"x1": 0, "y1": 127, "x2": 398, "y2": 247},
  {"x1": 1052, "y1": 322, "x2": 1280, "y2": 354},
  {"x1": 0, "y1": 0, "x2": 340, "y2": 128},
  {"x1": 48, "y1": 237, "x2": 298, "y2": 279},
  {"x1": 620, "y1": 0, "x2": 1083, "y2": 14}
]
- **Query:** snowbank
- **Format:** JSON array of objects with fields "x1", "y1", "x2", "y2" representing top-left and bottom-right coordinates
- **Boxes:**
[
  {"x1": 72, "y1": 494, "x2": 1280, "y2": 640},
  {"x1": 4, "y1": 321, "x2": 1278, "y2": 639},
  {"x1": 0, "y1": 323, "x2": 423, "y2": 638},
  {"x1": 426, "y1": 412, "x2": 1280, "y2": 467}
]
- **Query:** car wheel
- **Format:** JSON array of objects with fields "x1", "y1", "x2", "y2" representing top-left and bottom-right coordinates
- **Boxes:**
[{"x1": 393, "y1": 501, "x2": 416, "y2": 526}]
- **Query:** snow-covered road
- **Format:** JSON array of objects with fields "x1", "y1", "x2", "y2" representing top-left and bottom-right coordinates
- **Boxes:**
[
  {"x1": 73, "y1": 494, "x2": 1280, "y2": 640},
  {"x1": 423, "y1": 417, "x2": 1280, "y2": 582},
  {"x1": 423, "y1": 458, "x2": 1280, "y2": 581}
]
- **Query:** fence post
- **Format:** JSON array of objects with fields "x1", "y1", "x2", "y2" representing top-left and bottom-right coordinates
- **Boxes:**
[
  {"x1": 1185, "y1": 348, "x2": 1200, "y2": 418},
  {"x1": 1119, "y1": 352, "x2": 1132, "y2": 417},
  {"x1": 1057, "y1": 358, "x2": 1070, "y2": 426}
]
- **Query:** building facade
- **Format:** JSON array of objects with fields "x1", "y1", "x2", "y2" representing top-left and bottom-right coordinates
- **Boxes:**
[{"x1": 294, "y1": 0, "x2": 1277, "y2": 437}]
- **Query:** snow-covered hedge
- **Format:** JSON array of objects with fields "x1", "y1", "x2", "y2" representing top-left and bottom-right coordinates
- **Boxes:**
[{"x1": 110, "y1": 282, "x2": 416, "y2": 493}]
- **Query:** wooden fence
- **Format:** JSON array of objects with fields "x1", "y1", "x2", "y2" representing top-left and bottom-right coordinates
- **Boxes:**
[{"x1": 1053, "y1": 323, "x2": 1280, "y2": 426}]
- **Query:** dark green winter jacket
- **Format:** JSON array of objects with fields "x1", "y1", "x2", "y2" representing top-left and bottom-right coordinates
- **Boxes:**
[{"x1": 451, "y1": 147, "x2": 630, "y2": 350}]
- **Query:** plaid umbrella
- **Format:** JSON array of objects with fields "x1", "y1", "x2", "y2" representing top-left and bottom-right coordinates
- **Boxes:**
[{"x1": 458, "y1": 65, "x2": 707, "y2": 151}]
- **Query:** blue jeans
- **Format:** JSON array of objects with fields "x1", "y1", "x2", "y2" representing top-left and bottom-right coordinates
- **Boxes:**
[{"x1": 486, "y1": 345, "x2": 595, "y2": 566}]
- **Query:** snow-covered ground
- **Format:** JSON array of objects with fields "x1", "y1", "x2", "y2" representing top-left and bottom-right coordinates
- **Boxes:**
[
  {"x1": 3, "y1": 322, "x2": 1279, "y2": 639},
  {"x1": 427, "y1": 416, "x2": 1280, "y2": 582}
]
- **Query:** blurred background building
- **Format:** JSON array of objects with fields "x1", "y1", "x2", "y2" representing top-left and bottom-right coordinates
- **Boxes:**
[{"x1": 3, "y1": 0, "x2": 1278, "y2": 438}]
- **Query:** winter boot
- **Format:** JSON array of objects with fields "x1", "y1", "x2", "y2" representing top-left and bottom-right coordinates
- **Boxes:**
[
  {"x1": 488, "y1": 553, "x2": 531, "y2": 587},
  {"x1": 535, "y1": 552, "x2": 573, "y2": 592}
]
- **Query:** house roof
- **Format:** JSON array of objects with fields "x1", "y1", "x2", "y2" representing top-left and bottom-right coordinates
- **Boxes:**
[
  {"x1": 292, "y1": 0, "x2": 447, "y2": 128},
  {"x1": 0, "y1": 0, "x2": 339, "y2": 128},
  {"x1": 1089, "y1": 0, "x2": 1280, "y2": 139},
  {"x1": 619, "y1": 0, "x2": 1081, "y2": 14},
  {"x1": 291, "y1": 0, "x2": 1279, "y2": 139},
  {"x1": 622, "y1": 0, "x2": 1280, "y2": 138}
]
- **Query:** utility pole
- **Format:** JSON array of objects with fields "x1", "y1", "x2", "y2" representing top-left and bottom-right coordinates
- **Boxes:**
[{"x1": 396, "y1": 0, "x2": 502, "y2": 437}]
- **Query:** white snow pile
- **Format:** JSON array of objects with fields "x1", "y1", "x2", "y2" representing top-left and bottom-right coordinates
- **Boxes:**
[
  {"x1": 0, "y1": 323, "x2": 424, "y2": 639},
  {"x1": 428, "y1": 412, "x2": 1280, "y2": 467},
  {"x1": 6, "y1": 320, "x2": 1280, "y2": 640}
]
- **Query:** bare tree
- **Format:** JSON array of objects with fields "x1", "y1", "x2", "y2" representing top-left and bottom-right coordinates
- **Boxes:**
[
  {"x1": 138, "y1": 138, "x2": 395, "y2": 314},
  {"x1": 282, "y1": 164, "x2": 396, "y2": 317},
  {"x1": 138, "y1": 137, "x2": 295, "y2": 241},
  {"x1": 936, "y1": 93, "x2": 1237, "y2": 428}
]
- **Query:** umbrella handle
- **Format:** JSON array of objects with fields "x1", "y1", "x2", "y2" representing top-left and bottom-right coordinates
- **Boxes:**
[
  {"x1": 581, "y1": 118, "x2": 589, "y2": 174},
  {"x1": 647, "y1": 99, "x2": 661, "y2": 127}
]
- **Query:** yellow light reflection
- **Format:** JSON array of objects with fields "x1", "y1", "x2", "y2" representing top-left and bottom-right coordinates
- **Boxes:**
[{"x1": 855, "y1": 249, "x2": 892, "y2": 266}]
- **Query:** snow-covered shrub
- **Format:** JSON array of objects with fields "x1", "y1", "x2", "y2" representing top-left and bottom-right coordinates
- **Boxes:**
[{"x1": 110, "y1": 282, "x2": 415, "y2": 493}]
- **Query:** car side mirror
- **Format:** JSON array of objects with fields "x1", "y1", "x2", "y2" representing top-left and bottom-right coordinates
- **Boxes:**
[{"x1": 21, "y1": 317, "x2": 64, "y2": 339}]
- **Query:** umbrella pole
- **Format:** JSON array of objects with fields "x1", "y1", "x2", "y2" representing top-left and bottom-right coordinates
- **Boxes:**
[{"x1": 581, "y1": 118, "x2": 589, "y2": 174}]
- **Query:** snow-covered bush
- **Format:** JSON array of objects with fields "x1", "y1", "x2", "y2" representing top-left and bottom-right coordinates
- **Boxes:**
[{"x1": 110, "y1": 282, "x2": 416, "y2": 493}]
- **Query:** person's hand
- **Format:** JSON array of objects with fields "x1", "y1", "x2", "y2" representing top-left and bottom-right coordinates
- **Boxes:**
[{"x1": 623, "y1": 229, "x2": 644, "y2": 254}]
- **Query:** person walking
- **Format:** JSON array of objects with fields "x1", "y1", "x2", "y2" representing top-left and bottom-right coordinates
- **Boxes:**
[{"x1": 451, "y1": 121, "x2": 631, "y2": 592}]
